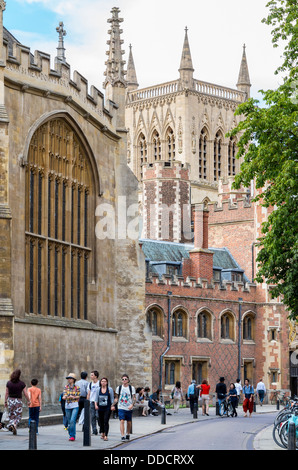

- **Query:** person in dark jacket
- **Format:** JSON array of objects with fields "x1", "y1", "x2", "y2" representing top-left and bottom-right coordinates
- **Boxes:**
[{"x1": 215, "y1": 377, "x2": 227, "y2": 408}]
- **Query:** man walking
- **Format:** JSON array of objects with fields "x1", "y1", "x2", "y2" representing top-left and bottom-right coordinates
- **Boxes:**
[
  {"x1": 76, "y1": 371, "x2": 89, "y2": 421},
  {"x1": 187, "y1": 380, "x2": 197, "y2": 414},
  {"x1": 256, "y1": 378, "x2": 266, "y2": 406},
  {"x1": 114, "y1": 374, "x2": 136, "y2": 441},
  {"x1": 87, "y1": 370, "x2": 100, "y2": 435}
]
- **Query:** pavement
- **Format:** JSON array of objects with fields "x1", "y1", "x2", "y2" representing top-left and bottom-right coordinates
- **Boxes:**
[{"x1": 0, "y1": 404, "x2": 283, "y2": 451}]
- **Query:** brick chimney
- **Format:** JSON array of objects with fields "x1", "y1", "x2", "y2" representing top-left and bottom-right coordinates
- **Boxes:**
[{"x1": 188, "y1": 204, "x2": 213, "y2": 283}]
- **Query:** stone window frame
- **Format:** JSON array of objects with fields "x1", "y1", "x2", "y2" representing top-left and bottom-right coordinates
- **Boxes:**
[
  {"x1": 196, "y1": 307, "x2": 214, "y2": 342},
  {"x1": 24, "y1": 114, "x2": 98, "y2": 321},
  {"x1": 219, "y1": 309, "x2": 236, "y2": 343},
  {"x1": 146, "y1": 304, "x2": 164, "y2": 339},
  {"x1": 171, "y1": 306, "x2": 189, "y2": 341}
]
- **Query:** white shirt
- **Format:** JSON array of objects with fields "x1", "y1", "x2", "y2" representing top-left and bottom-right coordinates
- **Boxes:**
[
  {"x1": 88, "y1": 381, "x2": 100, "y2": 402},
  {"x1": 256, "y1": 381, "x2": 266, "y2": 392},
  {"x1": 235, "y1": 383, "x2": 242, "y2": 396},
  {"x1": 116, "y1": 384, "x2": 136, "y2": 411}
]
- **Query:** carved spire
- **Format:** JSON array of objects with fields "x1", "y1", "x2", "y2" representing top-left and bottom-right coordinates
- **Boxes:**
[
  {"x1": 56, "y1": 21, "x2": 67, "y2": 63},
  {"x1": 126, "y1": 44, "x2": 139, "y2": 92},
  {"x1": 237, "y1": 44, "x2": 251, "y2": 99},
  {"x1": 103, "y1": 7, "x2": 126, "y2": 89},
  {"x1": 179, "y1": 27, "x2": 194, "y2": 90}
]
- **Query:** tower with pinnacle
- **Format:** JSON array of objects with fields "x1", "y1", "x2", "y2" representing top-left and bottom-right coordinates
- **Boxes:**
[
  {"x1": 103, "y1": 7, "x2": 127, "y2": 128},
  {"x1": 125, "y1": 27, "x2": 251, "y2": 212}
]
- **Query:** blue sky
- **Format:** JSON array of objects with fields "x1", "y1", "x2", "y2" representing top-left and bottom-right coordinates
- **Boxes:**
[{"x1": 3, "y1": 0, "x2": 284, "y2": 100}]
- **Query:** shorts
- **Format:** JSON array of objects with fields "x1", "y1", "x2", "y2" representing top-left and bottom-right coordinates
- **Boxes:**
[
  {"x1": 201, "y1": 394, "x2": 210, "y2": 404},
  {"x1": 118, "y1": 409, "x2": 132, "y2": 422}
]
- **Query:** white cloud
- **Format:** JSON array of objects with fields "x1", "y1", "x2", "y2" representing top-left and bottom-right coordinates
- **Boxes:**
[{"x1": 10, "y1": 0, "x2": 283, "y2": 100}]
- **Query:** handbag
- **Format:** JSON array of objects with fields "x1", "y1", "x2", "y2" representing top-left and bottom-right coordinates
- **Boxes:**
[{"x1": 2, "y1": 408, "x2": 9, "y2": 422}]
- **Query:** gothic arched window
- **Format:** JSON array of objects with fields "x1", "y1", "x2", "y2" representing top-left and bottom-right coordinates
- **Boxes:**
[
  {"x1": 228, "y1": 137, "x2": 237, "y2": 176},
  {"x1": 197, "y1": 310, "x2": 212, "y2": 340},
  {"x1": 146, "y1": 306, "x2": 163, "y2": 337},
  {"x1": 220, "y1": 312, "x2": 235, "y2": 341},
  {"x1": 152, "y1": 130, "x2": 161, "y2": 161},
  {"x1": 243, "y1": 313, "x2": 255, "y2": 341},
  {"x1": 199, "y1": 128, "x2": 208, "y2": 179},
  {"x1": 137, "y1": 132, "x2": 147, "y2": 179},
  {"x1": 214, "y1": 131, "x2": 223, "y2": 181},
  {"x1": 172, "y1": 310, "x2": 187, "y2": 338},
  {"x1": 25, "y1": 118, "x2": 95, "y2": 320},
  {"x1": 166, "y1": 128, "x2": 175, "y2": 161}
]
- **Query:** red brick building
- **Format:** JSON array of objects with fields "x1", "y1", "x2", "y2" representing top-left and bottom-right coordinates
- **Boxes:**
[{"x1": 141, "y1": 162, "x2": 294, "y2": 401}]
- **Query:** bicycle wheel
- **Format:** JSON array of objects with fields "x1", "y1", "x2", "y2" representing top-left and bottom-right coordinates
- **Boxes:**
[
  {"x1": 219, "y1": 402, "x2": 225, "y2": 417},
  {"x1": 279, "y1": 421, "x2": 289, "y2": 448},
  {"x1": 227, "y1": 402, "x2": 234, "y2": 416},
  {"x1": 272, "y1": 422, "x2": 287, "y2": 449}
]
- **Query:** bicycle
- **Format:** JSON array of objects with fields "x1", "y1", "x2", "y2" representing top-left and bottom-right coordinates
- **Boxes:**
[
  {"x1": 219, "y1": 398, "x2": 234, "y2": 417},
  {"x1": 272, "y1": 396, "x2": 298, "y2": 449}
]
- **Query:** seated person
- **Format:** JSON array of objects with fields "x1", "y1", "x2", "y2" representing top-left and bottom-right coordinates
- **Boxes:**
[
  {"x1": 149, "y1": 388, "x2": 162, "y2": 415},
  {"x1": 135, "y1": 387, "x2": 149, "y2": 416}
]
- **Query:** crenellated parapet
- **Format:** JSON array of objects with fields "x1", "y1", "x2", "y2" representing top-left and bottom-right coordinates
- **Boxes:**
[
  {"x1": 2, "y1": 30, "x2": 120, "y2": 136},
  {"x1": 145, "y1": 271, "x2": 257, "y2": 298}
]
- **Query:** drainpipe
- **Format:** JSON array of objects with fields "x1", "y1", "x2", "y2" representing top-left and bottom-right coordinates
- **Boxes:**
[
  {"x1": 159, "y1": 291, "x2": 172, "y2": 400},
  {"x1": 238, "y1": 298, "x2": 243, "y2": 380}
]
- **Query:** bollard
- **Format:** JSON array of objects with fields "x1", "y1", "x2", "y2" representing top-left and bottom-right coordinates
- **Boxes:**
[
  {"x1": 277, "y1": 400, "x2": 280, "y2": 410},
  {"x1": 83, "y1": 399, "x2": 91, "y2": 446},
  {"x1": 29, "y1": 420, "x2": 37, "y2": 450},
  {"x1": 287, "y1": 422, "x2": 296, "y2": 450},
  {"x1": 216, "y1": 401, "x2": 220, "y2": 416},
  {"x1": 253, "y1": 401, "x2": 256, "y2": 412},
  {"x1": 193, "y1": 402, "x2": 198, "y2": 419},
  {"x1": 161, "y1": 405, "x2": 166, "y2": 425}
]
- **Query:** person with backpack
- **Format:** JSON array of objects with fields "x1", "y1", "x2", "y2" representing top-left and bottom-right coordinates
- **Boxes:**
[
  {"x1": 114, "y1": 374, "x2": 136, "y2": 442},
  {"x1": 242, "y1": 379, "x2": 254, "y2": 417},
  {"x1": 94, "y1": 377, "x2": 115, "y2": 441},
  {"x1": 86, "y1": 370, "x2": 100, "y2": 435},
  {"x1": 187, "y1": 380, "x2": 198, "y2": 414}
]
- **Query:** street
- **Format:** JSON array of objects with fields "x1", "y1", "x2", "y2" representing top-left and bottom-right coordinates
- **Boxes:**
[{"x1": 118, "y1": 413, "x2": 276, "y2": 451}]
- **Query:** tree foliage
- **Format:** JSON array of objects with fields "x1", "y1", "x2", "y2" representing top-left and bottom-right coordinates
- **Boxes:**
[{"x1": 228, "y1": 0, "x2": 298, "y2": 320}]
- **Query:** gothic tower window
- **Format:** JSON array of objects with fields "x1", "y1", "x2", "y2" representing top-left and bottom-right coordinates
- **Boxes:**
[
  {"x1": 137, "y1": 132, "x2": 147, "y2": 179},
  {"x1": 228, "y1": 137, "x2": 236, "y2": 176},
  {"x1": 25, "y1": 118, "x2": 95, "y2": 320},
  {"x1": 152, "y1": 130, "x2": 161, "y2": 161},
  {"x1": 199, "y1": 128, "x2": 208, "y2": 179},
  {"x1": 213, "y1": 131, "x2": 223, "y2": 181},
  {"x1": 166, "y1": 128, "x2": 175, "y2": 161}
]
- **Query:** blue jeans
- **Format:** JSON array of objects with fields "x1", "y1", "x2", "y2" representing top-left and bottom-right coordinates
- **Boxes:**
[
  {"x1": 258, "y1": 390, "x2": 265, "y2": 403},
  {"x1": 65, "y1": 407, "x2": 79, "y2": 438}
]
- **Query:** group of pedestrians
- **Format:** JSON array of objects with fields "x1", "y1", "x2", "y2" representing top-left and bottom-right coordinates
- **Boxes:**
[
  {"x1": 186, "y1": 376, "x2": 267, "y2": 418},
  {"x1": 60, "y1": 371, "x2": 138, "y2": 442}
]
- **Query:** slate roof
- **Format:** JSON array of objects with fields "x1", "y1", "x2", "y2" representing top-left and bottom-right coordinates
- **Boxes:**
[{"x1": 140, "y1": 239, "x2": 243, "y2": 271}]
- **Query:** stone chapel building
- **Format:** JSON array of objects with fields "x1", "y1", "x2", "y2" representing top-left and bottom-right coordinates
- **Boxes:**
[{"x1": 0, "y1": 4, "x2": 151, "y2": 409}]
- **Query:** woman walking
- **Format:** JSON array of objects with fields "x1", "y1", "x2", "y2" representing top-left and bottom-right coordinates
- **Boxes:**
[
  {"x1": 198, "y1": 380, "x2": 211, "y2": 416},
  {"x1": 242, "y1": 379, "x2": 254, "y2": 417},
  {"x1": 95, "y1": 377, "x2": 115, "y2": 441},
  {"x1": 4, "y1": 369, "x2": 30, "y2": 435},
  {"x1": 63, "y1": 373, "x2": 80, "y2": 441},
  {"x1": 171, "y1": 381, "x2": 183, "y2": 413}
]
